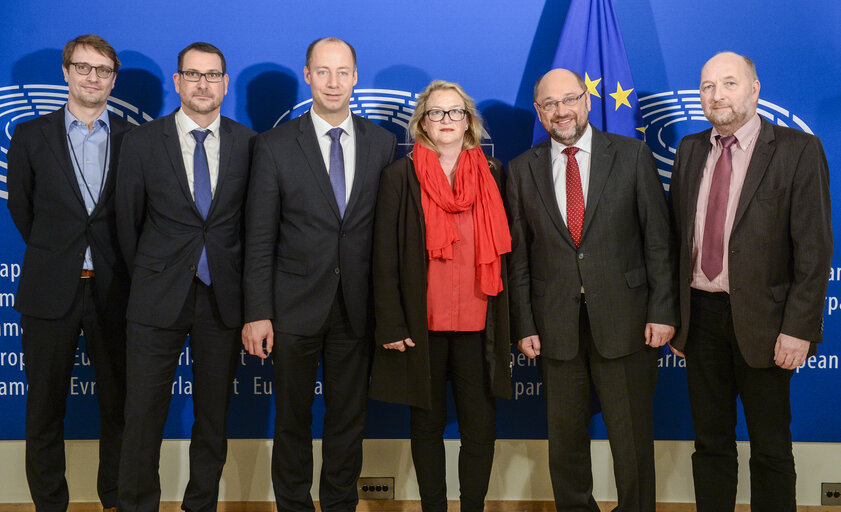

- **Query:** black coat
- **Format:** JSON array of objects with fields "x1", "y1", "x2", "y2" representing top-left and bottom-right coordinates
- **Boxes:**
[{"x1": 369, "y1": 154, "x2": 512, "y2": 409}]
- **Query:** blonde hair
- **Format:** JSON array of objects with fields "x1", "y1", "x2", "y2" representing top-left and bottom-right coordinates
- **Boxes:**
[{"x1": 409, "y1": 80, "x2": 484, "y2": 153}]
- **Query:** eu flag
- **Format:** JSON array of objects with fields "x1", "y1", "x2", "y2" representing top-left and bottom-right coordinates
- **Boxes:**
[{"x1": 533, "y1": 0, "x2": 644, "y2": 144}]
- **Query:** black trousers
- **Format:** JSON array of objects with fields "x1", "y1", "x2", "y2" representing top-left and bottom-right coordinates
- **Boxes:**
[
  {"x1": 21, "y1": 278, "x2": 126, "y2": 511},
  {"x1": 410, "y1": 331, "x2": 497, "y2": 512},
  {"x1": 685, "y1": 289, "x2": 796, "y2": 512},
  {"x1": 541, "y1": 300, "x2": 657, "y2": 512},
  {"x1": 271, "y1": 291, "x2": 370, "y2": 512},
  {"x1": 118, "y1": 280, "x2": 240, "y2": 512}
]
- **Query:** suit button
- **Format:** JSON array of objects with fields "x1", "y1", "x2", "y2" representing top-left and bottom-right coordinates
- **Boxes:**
[
  {"x1": 87, "y1": 220, "x2": 93, "y2": 227},
  {"x1": 78, "y1": 252, "x2": 84, "y2": 259},
  {"x1": 578, "y1": 253, "x2": 584, "y2": 260},
  {"x1": 341, "y1": 232, "x2": 347, "y2": 238},
  {"x1": 334, "y1": 267, "x2": 340, "y2": 275},
  {"x1": 203, "y1": 225, "x2": 208, "y2": 233},
  {"x1": 190, "y1": 264, "x2": 197, "y2": 272}
]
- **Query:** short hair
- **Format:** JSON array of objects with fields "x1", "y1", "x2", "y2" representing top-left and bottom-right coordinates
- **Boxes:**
[
  {"x1": 62, "y1": 34, "x2": 120, "y2": 73},
  {"x1": 305, "y1": 37, "x2": 357, "y2": 69},
  {"x1": 409, "y1": 80, "x2": 485, "y2": 153},
  {"x1": 178, "y1": 42, "x2": 226, "y2": 74},
  {"x1": 533, "y1": 69, "x2": 587, "y2": 102},
  {"x1": 704, "y1": 51, "x2": 759, "y2": 82}
]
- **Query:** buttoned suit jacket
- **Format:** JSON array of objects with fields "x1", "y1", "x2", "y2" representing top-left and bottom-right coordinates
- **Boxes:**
[
  {"x1": 669, "y1": 117, "x2": 832, "y2": 367},
  {"x1": 506, "y1": 125, "x2": 678, "y2": 360},
  {"x1": 243, "y1": 111, "x2": 396, "y2": 337},
  {"x1": 115, "y1": 111, "x2": 256, "y2": 329},
  {"x1": 7, "y1": 106, "x2": 132, "y2": 320}
]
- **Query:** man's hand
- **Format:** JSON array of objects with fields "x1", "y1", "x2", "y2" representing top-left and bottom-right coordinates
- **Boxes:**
[
  {"x1": 242, "y1": 319, "x2": 274, "y2": 359},
  {"x1": 518, "y1": 335, "x2": 541, "y2": 359},
  {"x1": 774, "y1": 333, "x2": 811, "y2": 370},
  {"x1": 383, "y1": 338, "x2": 415, "y2": 352},
  {"x1": 645, "y1": 322, "x2": 675, "y2": 348}
]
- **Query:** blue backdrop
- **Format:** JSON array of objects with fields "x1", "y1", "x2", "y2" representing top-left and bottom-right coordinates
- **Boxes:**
[{"x1": 1, "y1": 0, "x2": 839, "y2": 442}]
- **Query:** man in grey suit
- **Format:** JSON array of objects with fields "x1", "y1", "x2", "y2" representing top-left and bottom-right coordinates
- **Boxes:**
[
  {"x1": 507, "y1": 68, "x2": 677, "y2": 511},
  {"x1": 115, "y1": 42, "x2": 256, "y2": 512},
  {"x1": 241, "y1": 37, "x2": 396, "y2": 512},
  {"x1": 669, "y1": 52, "x2": 832, "y2": 511}
]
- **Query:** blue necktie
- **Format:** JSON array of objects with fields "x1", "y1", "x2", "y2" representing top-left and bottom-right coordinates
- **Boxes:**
[
  {"x1": 191, "y1": 129, "x2": 212, "y2": 285},
  {"x1": 327, "y1": 127, "x2": 346, "y2": 217}
]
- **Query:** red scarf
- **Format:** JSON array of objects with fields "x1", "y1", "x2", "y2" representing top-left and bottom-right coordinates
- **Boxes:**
[{"x1": 413, "y1": 142, "x2": 511, "y2": 296}]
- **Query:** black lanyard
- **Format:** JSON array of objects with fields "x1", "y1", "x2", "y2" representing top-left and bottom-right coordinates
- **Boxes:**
[{"x1": 67, "y1": 125, "x2": 110, "y2": 208}]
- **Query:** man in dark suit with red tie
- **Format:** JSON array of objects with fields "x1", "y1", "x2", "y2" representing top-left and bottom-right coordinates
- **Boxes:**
[
  {"x1": 669, "y1": 51, "x2": 832, "y2": 511},
  {"x1": 115, "y1": 42, "x2": 256, "y2": 512},
  {"x1": 241, "y1": 37, "x2": 396, "y2": 512},
  {"x1": 7, "y1": 34, "x2": 131, "y2": 512},
  {"x1": 507, "y1": 68, "x2": 678, "y2": 511}
]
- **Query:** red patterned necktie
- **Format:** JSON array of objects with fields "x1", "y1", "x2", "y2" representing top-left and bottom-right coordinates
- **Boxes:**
[
  {"x1": 563, "y1": 146, "x2": 585, "y2": 246},
  {"x1": 701, "y1": 135, "x2": 737, "y2": 280}
]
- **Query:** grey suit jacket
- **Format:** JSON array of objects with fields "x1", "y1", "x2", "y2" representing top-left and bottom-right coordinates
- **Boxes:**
[
  {"x1": 507, "y1": 125, "x2": 678, "y2": 360},
  {"x1": 243, "y1": 111, "x2": 396, "y2": 337},
  {"x1": 669, "y1": 116, "x2": 832, "y2": 367}
]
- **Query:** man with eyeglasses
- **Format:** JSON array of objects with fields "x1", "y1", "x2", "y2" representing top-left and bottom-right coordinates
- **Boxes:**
[
  {"x1": 114, "y1": 42, "x2": 255, "y2": 512},
  {"x1": 242, "y1": 37, "x2": 395, "y2": 511},
  {"x1": 6, "y1": 34, "x2": 131, "y2": 512},
  {"x1": 669, "y1": 52, "x2": 831, "y2": 511},
  {"x1": 506, "y1": 68, "x2": 677, "y2": 511}
]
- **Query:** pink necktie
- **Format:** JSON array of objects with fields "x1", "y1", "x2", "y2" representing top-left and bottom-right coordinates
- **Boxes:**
[
  {"x1": 701, "y1": 135, "x2": 737, "y2": 280},
  {"x1": 563, "y1": 147, "x2": 585, "y2": 246}
]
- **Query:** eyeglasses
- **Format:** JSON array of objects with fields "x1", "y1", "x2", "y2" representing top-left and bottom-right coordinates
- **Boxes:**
[
  {"x1": 537, "y1": 91, "x2": 587, "y2": 112},
  {"x1": 178, "y1": 70, "x2": 225, "y2": 83},
  {"x1": 69, "y1": 62, "x2": 114, "y2": 79},
  {"x1": 424, "y1": 108, "x2": 467, "y2": 122}
]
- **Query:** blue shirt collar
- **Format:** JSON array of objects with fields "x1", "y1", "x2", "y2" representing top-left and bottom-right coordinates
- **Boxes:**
[{"x1": 64, "y1": 105, "x2": 111, "y2": 133}]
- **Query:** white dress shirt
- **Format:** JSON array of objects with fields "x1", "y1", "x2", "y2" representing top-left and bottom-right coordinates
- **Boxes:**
[
  {"x1": 550, "y1": 124, "x2": 593, "y2": 224},
  {"x1": 175, "y1": 108, "x2": 222, "y2": 198},
  {"x1": 310, "y1": 109, "x2": 356, "y2": 204}
]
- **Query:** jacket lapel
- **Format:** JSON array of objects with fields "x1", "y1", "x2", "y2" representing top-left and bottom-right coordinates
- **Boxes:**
[
  {"x1": 581, "y1": 126, "x2": 613, "y2": 242},
  {"x1": 209, "y1": 117, "x2": 234, "y2": 219},
  {"x1": 683, "y1": 132, "x2": 712, "y2": 251},
  {"x1": 43, "y1": 107, "x2": 86, "y2": 209},
  {"x1": 344, "y1": 115, "x2": 369, "y2": 220},
  {"x1": 528, "y1": 141, "x2": 571, "y2": 243},
  {"x1": 732, "y1": 118, "x2": 775, "y2": 231},
  {"x1": 298, "y1": 111, "x2": 341, "y2": 220},
  {"x1": 162, "y1": 112, "x2": 201, "y2": 217}
]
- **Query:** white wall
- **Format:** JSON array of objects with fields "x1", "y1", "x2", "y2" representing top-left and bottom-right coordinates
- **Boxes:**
[{"x1": 1, "y1": 439, "x2": 839, "y2": 505}]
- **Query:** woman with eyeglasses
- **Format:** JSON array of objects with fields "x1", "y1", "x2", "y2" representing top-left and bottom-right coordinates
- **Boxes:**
[{"x1": 369, "y1": 80, "x2": 512, "y2": 512}]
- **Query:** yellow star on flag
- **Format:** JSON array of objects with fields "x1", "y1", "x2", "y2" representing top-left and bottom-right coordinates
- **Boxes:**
[
  {"x1": 609, "y1": 82, "x2": 634, "y2": 111},
  {"x1": 585, "y1": 73, "x2": 602, "y2": 98}
]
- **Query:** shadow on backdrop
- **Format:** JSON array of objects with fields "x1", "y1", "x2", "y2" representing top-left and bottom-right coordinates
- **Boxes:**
[
  {"x1": 113, "y1": 50, "x2": 165, "y2": 120},
  {"x1": 235, "y1": 63, "x2": 299, "y2": 133}
]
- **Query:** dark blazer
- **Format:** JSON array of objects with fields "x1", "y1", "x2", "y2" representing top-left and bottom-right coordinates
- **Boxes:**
[
  {"x1": 669, "y1": 117, "x2": 832, "y2": 367},
  {"x1": 506, "y1": 125, "x2": 678, "y2": 360},
  {"x1": 7, "y1": 107, "x2": 131, "y2": 319},
  {"x1": 243, "y1": 111, "x2": 396, "y2": 337},
  {"x1": 368, "y1": 155, "x2": 512, "y2": 409},
  {"x1": 115, "y1": 112, "x2": 256, "y2": 329}
]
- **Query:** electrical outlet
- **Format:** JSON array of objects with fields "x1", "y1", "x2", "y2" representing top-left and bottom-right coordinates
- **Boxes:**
[
  {"x1": 358, "y1": 476, "x2": 394, "y2": 500},
  {"x1": 822, "y1": 482, "x2": 841, "y2": 506}
]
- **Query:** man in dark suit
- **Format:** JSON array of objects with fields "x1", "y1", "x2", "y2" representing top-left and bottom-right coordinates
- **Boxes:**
[
  {"x1": 669, "y1": 52, "x2": 832, "y2": 511},
  {"x1": 115, "y1": 42, "x2": 256, "y2": 512},
  {"x1": 6, "y1": 34, "x2": 130, "y2": 512},
  {"x1": 242, "y1": 37, "x2": 396, "y2": 512},
  {"x1": 507, "y1": 68, "x2": 677, "y2": 511}
]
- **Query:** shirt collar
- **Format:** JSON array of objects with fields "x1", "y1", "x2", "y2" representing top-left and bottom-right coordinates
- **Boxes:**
[
  {"x1": 64, "y1": 106, "x2": 111, "y2": 133},
  {"x1": 551, "y1": 123, "x2": 593, "y2": 162},
  {"x1": 710, "y1": 113, "x2": 761, "y2": 151},
  {"x1": 175, "y1": 107, "x2": 221, "y2": 138},
  {"x1": 310, "y1": 108, "x2": 354, "y2": 139}
]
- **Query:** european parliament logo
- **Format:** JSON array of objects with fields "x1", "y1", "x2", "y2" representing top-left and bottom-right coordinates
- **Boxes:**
[
  {"x1": 639, "y1": 90, "x2": 814, "y2": 190},
  {"x1": 275, "y1": 88, "x2": 494, "y2": 158},
  {"x1": 0, "y1": 84, "x2": 153, "y2": 200}
]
